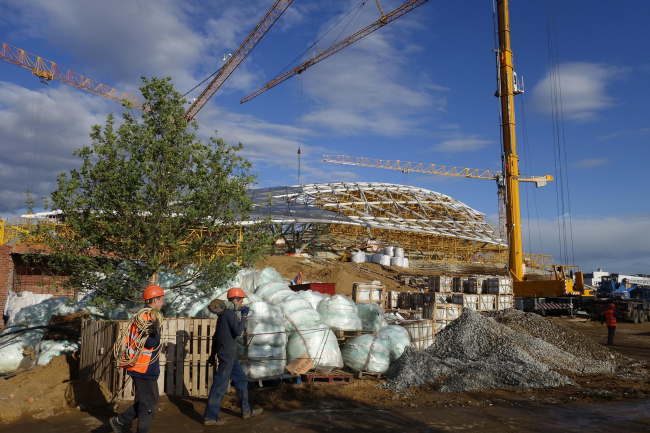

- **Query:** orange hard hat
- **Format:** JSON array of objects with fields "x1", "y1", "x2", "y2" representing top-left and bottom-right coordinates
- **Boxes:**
[
  {"x1": 143, "y1": 285, "x2": 165, "y2": 301},
  {"x1": 609, "y1": 303, "x2": 616, "y2": 308},
  {"x1": 227, "y1": 287, "x2": 246, "y2": 299},
  {"x1": 299, "y1": 272, "x2": 303, "y2": 275}
]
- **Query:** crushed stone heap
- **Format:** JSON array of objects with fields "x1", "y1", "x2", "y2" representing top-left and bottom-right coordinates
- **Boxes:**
[{"x1": 385, "y1": 308, "x2": 644, "y2": 393}]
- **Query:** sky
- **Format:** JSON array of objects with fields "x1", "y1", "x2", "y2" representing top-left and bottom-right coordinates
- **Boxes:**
[{"x1": 0, "y1": 0, "x2": 648, "y2": 275}]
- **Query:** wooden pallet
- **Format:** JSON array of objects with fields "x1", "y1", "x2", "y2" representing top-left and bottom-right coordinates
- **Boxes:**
[
  {"x1": 249, "y1": 374, "x2": 302, "y2": 388},
  {"x1": 332, "y1": 330, "x2": 362, "y2": 340},
  {"x1": 301, "y1": 369, "x2": 353, "y2": 385},
  {"x1": 344, "y1": 366, "x2": 386, "y2": 380}
]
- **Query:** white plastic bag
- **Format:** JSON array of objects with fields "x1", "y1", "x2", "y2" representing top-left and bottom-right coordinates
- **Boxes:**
[
  {"x1": 297, "y1": 290, "x2": 325, "y2": 310},
  {"x1": 341, "y1": 333, "x2": 391, "y2": 373},
  {"x1": 378, "y1": 325, "x2": 412, "y2": 361},
  {"x1": 356, "y1": 303, "x2": 389, "y2": 332},
  {"x1": 286, "y1": 324, "x2": 343, "y2": 372},
  {"x1": 317, "y1": 295, "x2": 362, "y2": 331}
]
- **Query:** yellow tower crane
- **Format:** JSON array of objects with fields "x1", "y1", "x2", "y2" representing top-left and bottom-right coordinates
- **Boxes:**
[
  {"x1": 321, "y1": 154, "x2": 553, "y2": 241},
  {"x1": 0, "y1": 41, "x2": 144, "y2": 109}
]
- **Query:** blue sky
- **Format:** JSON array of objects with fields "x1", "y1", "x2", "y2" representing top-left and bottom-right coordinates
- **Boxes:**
[{"x1": 0, "y1": 0, "x2": 648, "y2": 274}]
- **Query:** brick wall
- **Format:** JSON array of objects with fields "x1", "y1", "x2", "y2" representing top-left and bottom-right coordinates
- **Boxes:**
[{"x1": 0, "y1": 245, "x2": 74, "y2": 329}]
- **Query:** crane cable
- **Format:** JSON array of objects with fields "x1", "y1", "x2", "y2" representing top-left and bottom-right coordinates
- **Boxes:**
[
  {"x1": 114, "y1": 307, "x2": 163, "y2": 368},
  {"x1": 545, "y1": 0, "x2": 575, "y2": 266}
]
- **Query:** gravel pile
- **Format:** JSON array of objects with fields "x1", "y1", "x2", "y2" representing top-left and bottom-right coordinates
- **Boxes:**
[{"x1": 385, "y1": 308, "x2": 644, "y2": 393}]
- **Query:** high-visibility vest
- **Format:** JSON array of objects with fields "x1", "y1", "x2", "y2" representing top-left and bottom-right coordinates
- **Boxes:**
[
  {"x1": 605, "y1": 309, "x2": 617, "y2": 327},
  {"x1": 122, "y1": 310, "x2": 156, "y2": 373}
]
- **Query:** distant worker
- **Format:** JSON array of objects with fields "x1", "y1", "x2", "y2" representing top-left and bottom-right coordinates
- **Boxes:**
[
  {"x1": 601, "y1": 302, "x2": 620, "y2": 345},
  {"x1": 294, "y1": 272, "x2": 303, "y2": 285},
  {"x1": 203, "y1": 288, "x2": 263, "y2": 426},
  {"x1": 110, "y1": 285, "x2": 165, "y2": 433}
]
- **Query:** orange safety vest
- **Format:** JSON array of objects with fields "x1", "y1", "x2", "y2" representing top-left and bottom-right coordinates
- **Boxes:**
[
  {"x1": 604, "y1": 308, "x2": 617, "y2": 327},
  {"x1": 122, "y1": 310, "x2": 156, "y2": 373}
]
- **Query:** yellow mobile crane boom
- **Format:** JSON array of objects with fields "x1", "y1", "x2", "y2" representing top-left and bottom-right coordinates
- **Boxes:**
[
  {"x1": 0, "y1": 41, "x2": 143, "y2": 109},
  {"x1": 184, "y1": 0, "x2": 294, "y2": 120}
]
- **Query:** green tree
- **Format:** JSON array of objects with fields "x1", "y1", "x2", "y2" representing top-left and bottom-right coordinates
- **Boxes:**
[{"x1": 29, "y1": 77, "x2": 271, "y2": 306}]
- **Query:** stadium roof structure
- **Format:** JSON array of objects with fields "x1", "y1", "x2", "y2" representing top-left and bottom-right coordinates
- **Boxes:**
[{"x1": 246, "y1": 182, "x2": 505, "y2": 246}]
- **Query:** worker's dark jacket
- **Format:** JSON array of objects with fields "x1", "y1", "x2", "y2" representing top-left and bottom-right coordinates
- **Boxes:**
[
  {"x1": 127, "y1": 306, "x2": 162, "y2": 381},
  {"x1": 210, "y1": 309, "x2": 246, "y2": 357},
  {"x1": 604, "y1": 308, "x2": 619, "y2": 327}
]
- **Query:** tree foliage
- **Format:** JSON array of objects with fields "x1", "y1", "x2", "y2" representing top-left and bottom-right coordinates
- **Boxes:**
[{"x1": 29, "y1": 77, "x2": 271, "y2": 305}]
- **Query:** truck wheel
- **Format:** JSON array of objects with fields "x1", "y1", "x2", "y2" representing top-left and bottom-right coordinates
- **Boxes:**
[
  {"x1": 633, "y1": 309, "x2": 640, "y2": 324},
  {"x1": 640, "y1": 311, "x2": 646, "y2": 324}
]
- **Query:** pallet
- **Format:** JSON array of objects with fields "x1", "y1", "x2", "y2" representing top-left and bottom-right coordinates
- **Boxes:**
[
  {"x1": 332, "y1": 330, "x2": 362, "y2": 340},
  {"x1": 344, "y1": 366, "x2": 386, "y2": 380},
  {"x1": 249, "y1": 374, "x2": 302, "y2": 388},
  {"x1": 301, "y1": 369, "x2": 353, "y2": 385}
]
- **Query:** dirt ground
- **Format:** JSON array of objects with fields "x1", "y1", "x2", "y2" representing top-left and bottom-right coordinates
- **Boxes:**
[
  {"x1": 256, "y1": 255, "x2": 417, "y2": 295},
  {"x1": 3, "y1": 256, "x2": 650, "y2": 430}
]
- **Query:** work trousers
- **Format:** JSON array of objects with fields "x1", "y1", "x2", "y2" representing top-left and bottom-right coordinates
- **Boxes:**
[
  {"x1": 607, "y1": 325, "x2": 616, "y2": 345},
  {"x1": 117, "y1": 376, "x2": 159, "y2": 433},
  {"x1": 204, "y1": 354, "x2": 250, "y2": 421}
]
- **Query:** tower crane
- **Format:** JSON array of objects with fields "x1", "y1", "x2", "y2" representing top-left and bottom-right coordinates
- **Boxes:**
[
  {"x1": 240, "y1": 0, "x2": 430, "y2": 104},
  {"x1": 0, "y1": 41, "x2": 144, "y2": 109},
  {"x1": 184, "y1": 0, "x2": 294, "y2": 120},
  {"x1": 321, "y1": 154, "x2": 553, "y2": 239}
]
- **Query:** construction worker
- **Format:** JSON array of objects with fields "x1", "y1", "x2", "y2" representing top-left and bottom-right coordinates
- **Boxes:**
[
  {"x1": 110, "y1": 285, "x2": 165, "y2": 433},
  {"x1": 294, "y1": 272, "x2": 303, "y2": 285},
  {"x1": 601, "y1": 302, "x2": 620, "y2": 345},
  {"x1": 203, "y1": 288, "x2": 263, "y2": 426}
]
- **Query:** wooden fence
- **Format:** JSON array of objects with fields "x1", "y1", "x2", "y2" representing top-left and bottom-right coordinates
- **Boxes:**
[{"x1": 80, "y1": 318, "x2": 217, "y2": 400}]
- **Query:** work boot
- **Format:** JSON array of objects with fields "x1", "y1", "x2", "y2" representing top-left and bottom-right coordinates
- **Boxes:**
[
  {"x1": 242, "y1": 408, "x2": 263, "y2": 419},
  {"x1": 204, "y1": 418, "x2": 227, "y2": 426},
  {"x1": 109, "y1": 416, "x2": 123, "y2": 433}
]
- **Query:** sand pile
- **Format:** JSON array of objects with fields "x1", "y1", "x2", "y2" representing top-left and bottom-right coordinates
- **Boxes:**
[
  {"x1": 385, "y1": 309, "x2": 644, "y2": 393},
  {"x1": 0, "y1": 354, "x2": 111, "y2": 424}
]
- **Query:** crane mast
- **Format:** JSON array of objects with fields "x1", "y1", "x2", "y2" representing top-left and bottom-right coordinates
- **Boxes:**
[{"x1": 496, "y1": 0, "x2": 523, "y2": 282}]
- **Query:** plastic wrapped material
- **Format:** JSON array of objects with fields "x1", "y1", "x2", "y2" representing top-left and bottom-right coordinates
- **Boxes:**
[
  {"x1": 383, "y1": 246, "x2": 394, "y2": 257},
  {"x1": 380, "y1": 255, "x2": 391, "y2": 266},
  {"x1": 341, "y1": 333, "x2": 391, "y2": 373},
  {"x1": 6, "y1": 297, "x2": 72, "y2": 328},
  {"x1": 365, "y1": 254, "x2": 373, "y2": 263},
  {"x1": 240, "y1": 267, "x2": 284, "y2": 293},
  {"x1": 282, "y1": 297, "x2": 322, "y2": 332},
  {"x1": 372, "y1": 254, "x2": 382, "y2": 264},
  {"x1": 297, "y1": 290, "x2": 325, "y2": 310},
  {"x1": 3, "y1": 291, "x2": 53, "y2": 324},
  {"x1": 394, "y1": 247, "x2": 404, "y2": 258},
  {"x1": 32, "y1": 340, "x2": 79, "y2": 367},
  {"x1": 403, "y1": 258, "x2": 409, "y2": 268},
  {"x1": 351, "y1": 252, "x2": 366, "y2": 263},
  {"x1": 357, "y1": 303, "x2": 388, "y2": 332},
  {"x1": 237, "y1": 301, "x2": 287, "y2": 379},
  {"x1": 379, "y1": 325, "x2": 412, "y2": 361},
  {"x1": 286, "y1": 323, "x2": 343, "y2": 371},
  {"x1": 390, "y1": 257, "x2": 404, "y2": 267},
  {"x1": 256, "y1": 283, "x2": 295, "y2": 305},
  {"x1": 0, "y1": 329, "x2": 46, "y2": 373},
  {"x1": 317, "y1": 295, "x2": 362, "y2": 331}
]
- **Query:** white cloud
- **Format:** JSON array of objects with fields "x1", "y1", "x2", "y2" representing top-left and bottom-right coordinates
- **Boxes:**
[
  {"x1": 573, "y1": 158, "x2": 609, "y2": 169},
  {"x1": 529, "y1": 62, "x2": 626, "y2": 121},
  {"x1": 429, "y1": 134, "x2": 493, "y2": 153},
  {"x1": 598, "y1": 128, "x2": 650, "y2": 141}
]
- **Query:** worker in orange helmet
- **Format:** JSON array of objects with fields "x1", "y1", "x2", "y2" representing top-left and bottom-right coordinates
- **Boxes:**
[
  {"x1": 203, "y1": 288, "x2": 262, "y2": 426},
  {"x1": 294, "y1": 271, "x2": 303, "y2": 285},
  {"x1": 110, "y1": 285, "x2": 165, "y2": 433},
  {"x1": 601, "y1": 302, "x2": 620, "y2": 345}
]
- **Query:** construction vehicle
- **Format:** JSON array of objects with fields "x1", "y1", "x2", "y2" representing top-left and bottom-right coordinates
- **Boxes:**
[{"x1": 583, "y1": 276, "x2": 650, "y2": 324}]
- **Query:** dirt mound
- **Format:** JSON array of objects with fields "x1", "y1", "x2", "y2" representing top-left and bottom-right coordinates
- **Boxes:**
[
  {"x1": 256, "y1": 255, "x2": 411, "y2": 295},
  {"x1": 0, "y1": 354, "x2": 111, "y2": 424}
]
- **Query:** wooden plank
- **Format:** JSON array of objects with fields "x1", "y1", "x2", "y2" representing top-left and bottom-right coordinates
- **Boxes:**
[
  {"x1": 197, "y1": 320, "x2": 205, "y2": 397},
  {"x1": 191, "y1": 319, "x2": 199, "y2": 396},
  {"x1": 183, "y1": 319, "x2": 192, "y2": 397},
  {"x1": 175, "y1": 319, "x2": 186, "y2": 396},
  {"x1": 207, "y1": 319, "x2": 215, "y2": 394},
  {"x1": 165, "y1": 319, "x2": 177, "y2": 396},
  {"x1": 157, "y1": 318, "x2": 167, "y2": 394}
]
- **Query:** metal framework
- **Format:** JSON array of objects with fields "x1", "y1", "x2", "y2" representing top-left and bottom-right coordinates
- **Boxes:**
[
  {"x1": 245, "y1": 182, "x2": 508, "y2": 264},
  {"x1": 241, "y1": 0, "x2": 431, "y2": 103},
  {"x1": 0, "y1": 41, "x2": 144, "y2": 110}
]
